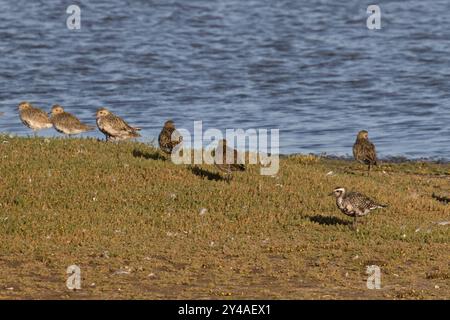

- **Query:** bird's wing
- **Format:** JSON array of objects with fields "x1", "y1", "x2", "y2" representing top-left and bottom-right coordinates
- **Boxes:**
[
  {"x1": 53, "y1": 113, "x2": 85, "y2": 129},
  {"x1": 103, "y1": 115, "x2": 137, "y2": 135},
  {"x1": 364, "y1": 141, "x2": 377, "y2": 164},
  {"x1": 354, "y1": 141, "x2": 377, "y2": 164},
  {"x1": 158, "y1": 128, "x2": 174, "y2": 152},
  {"x1": 348, "y1": 192, "x2": 383, "y2": 209},
  {"x1": 30, "y1": 108, "x2": 51, "y2": 123}
]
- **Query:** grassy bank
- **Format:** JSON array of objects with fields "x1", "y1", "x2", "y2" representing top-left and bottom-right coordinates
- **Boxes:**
[{"x1": 0, "y1": 135, "x2": 448, "y2": 299}]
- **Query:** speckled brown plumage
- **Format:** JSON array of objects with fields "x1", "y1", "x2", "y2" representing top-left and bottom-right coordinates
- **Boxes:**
[
  {"x1": 96, "y1": 107, "x2": 141, "y2": 141},
  {"x1": 330, "y1": 187, "x2": 387, "y2": 228},
  {"x1": 50, "y1": 105, "x2": 95, "y2": 136},
  {"x1": 18, "y1": 101, "x2": 53, "y2": 133},
  {"x1": 353, "y1": 130, "x2": 377, "y2": 174},
  {"x1": 158, "y1": 120, "x2": 182, "y2": 155}
]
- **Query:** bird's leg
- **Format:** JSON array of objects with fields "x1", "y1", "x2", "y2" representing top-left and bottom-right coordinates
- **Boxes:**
[
  {"x1": 352, "y1": 216, "x2": 358, "y2": 230},
  {"x1": 116, "y1": 141, "x2": 120, "y2": 161}
]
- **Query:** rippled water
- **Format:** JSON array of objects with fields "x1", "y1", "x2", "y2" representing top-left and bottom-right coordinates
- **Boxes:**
[{"x1": 0, "y1": 0, "x2": 449, "y2": 160}]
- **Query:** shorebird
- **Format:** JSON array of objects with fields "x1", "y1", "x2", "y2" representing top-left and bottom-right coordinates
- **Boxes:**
[
  {"x1": 158, "y1": 120, "x2": 183, "y2": 156},
  {"x1": 330, "y1": 187, "x2": 387, "y2": 228},
  {"x1": 18, "y1": 102, "x2": 53, "y2": 135},
  {"x1": 50, "y1": 105, "x2": 95, "y2": 136},
  {"x1": 95, "y1": 107, "x2": 141, "y2": 141},
  {"x1": 214, "y1": 139, "x2": 245, "y2": 181},
  {"x1": 353, "y1": 130, "x2": 377, "y2": 175}
]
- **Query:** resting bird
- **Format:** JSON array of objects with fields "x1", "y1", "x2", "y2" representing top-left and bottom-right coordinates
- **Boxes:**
[
  {"x1": 158, "y1": 120, "x2": 183, "y2": 156},
  {"x1": 50, "y1": 105, "x2": 95, "y2": 136},
  {"x1": 353, "y1": 130, "x2": 377, "y2": 175},
  {"x1": 214, "y1": 139, "x2": 245, "y2": 181},
  {"x1": 330, "y1": 187, "x2": 387, "y2": 229},
  {"x1": 18, "y1": 102, "x2": 53, "y2": 134},
  {"x1": 95, "y1": 107, "x2": 141, "y2": 141}
]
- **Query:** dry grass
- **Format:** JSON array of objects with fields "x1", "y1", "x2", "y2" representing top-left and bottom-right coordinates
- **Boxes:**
[{"x1": 0, "y1": 135, "x2": 448, "y2": 299}]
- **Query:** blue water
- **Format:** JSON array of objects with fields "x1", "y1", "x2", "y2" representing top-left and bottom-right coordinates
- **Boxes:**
[{"x1": 0, "y1": 0, "x2": 449, "y2": 160}]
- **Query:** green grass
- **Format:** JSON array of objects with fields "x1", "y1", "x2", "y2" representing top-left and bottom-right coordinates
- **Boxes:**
[{"x1": 0, "y1": 135, "x2": 448, "y2": 299}]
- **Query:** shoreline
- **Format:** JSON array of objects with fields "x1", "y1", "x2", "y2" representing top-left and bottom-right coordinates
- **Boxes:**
[{"x1": 1, "y1": 133, "x2": 449, "y2": 165}]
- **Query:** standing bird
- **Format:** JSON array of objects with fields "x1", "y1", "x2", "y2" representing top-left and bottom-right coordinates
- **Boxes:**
[
  {"x1": 95, "y1": 107, "x2": 141, "y2": 141},
  {"x1": 330, "y1": 187, "x2": 387, "y2": 229},
  {"x1": 214, "y1": 139, "x2": 245, "y2": 181},
  {"x1": 18, "y1": 102, "x2": 53, "y2": 135},
  {"x1": 50, "y1": 105, "x2": 95, "y2": 136},
  {"x1": 353, "y1": 130, "x2": 377, "y2": 175},
  {"x1": 158, "y1": 120, "x2": 183, "y2": 156}
]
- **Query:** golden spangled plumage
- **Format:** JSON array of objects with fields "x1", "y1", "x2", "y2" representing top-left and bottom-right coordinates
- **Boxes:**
[
  {"x1": 353, "y1": 130, "x2": 377, "y2": 174},
  {"x1": 50, "y1": 105, "x2": 95, "y2": 135},
  {"x1": 158, "y1": 120, "x2": 182, "y2": 155},
  {"x1": 95, "y1": 107, "x2": 141, "y2": 141},
  {"x1": 214, "y1": 139, "x2": 245, "y2": 181},
  {"x1": 18, "y1": 101, "x2": 53, "y2": 133}
]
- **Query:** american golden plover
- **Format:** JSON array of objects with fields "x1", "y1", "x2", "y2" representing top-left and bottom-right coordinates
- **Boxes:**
[
  {"x1": 214, "y1": 139, "x2": 245, "y2": 181},
  {"x1": 50, "y1": 105, "x2": 95, "y2": 136},
  {"x1": 158, "y1": 120, "x2": 183, "y2": 156},
  {"x1": 353, "y1": 130, "x2": 377, "y2": 175},
  {"x1": 330, "y1": 187, "x2": 387, "y2": 228},
  {"x1": 95, "y1": 107, "x2": 141, "y2": 141},
  {"x1": 18, "y1": 101, "x2": 53, "y2": 134}
]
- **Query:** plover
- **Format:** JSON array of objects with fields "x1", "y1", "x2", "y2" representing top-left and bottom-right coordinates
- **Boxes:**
[
  {"x1": 330, "y1": 187, "x2": 387, "y2": 228},
  {"x1": 18, "y1": 102, "x2": 53, "y2": 134},
  {"x1": 50, "y1": 105, "x2": 95, "y2": 136},
  {"x1": 158, "y1": 120, "x2": 183, "y2": 156},
  {"x1": 95, "y1": 107, "x2": 141, "y2": 141},
  {"x1": 353, "y1": 130, "x2": 377, "y2": 175},
  {"x1": 214, "y1": 139, "x2": 245, "y2": 181}
]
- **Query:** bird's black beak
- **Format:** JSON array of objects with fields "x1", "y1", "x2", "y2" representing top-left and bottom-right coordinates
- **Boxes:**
[{"x1": 328, "y1": 192, "x2": 334, "y2": 196}]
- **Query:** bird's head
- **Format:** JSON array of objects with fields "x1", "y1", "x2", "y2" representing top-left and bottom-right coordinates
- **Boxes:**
[
  {"x1": 357, "y1": 130, "x2": 369, "y2": 140},
  {"x1": 164, "y1": 120, "x2": 175, "y2": 129},
  {"x1": 50, "y1": 105, "x2": 64, "y2": 115},
  {"x1": 18, "y1": 101, "x2": 32, "y2": 111},
  {"x1": 96, "y1": 107, "x2": 110, "y2": 118},
  {"x1": 330, "y1": 187, "x2": 346, "y2": 197}
]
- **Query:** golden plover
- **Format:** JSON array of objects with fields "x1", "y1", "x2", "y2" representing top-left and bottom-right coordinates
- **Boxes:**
[
  {"x1": 214, "y1": 139, "x2": 245, "y2": 181},
  {"x1": 50, "y1": 105, "x2": 95, "y2": 136},
  {"x1": 18, "y1": 101, "x2": 53, "y2": 134},
  {"x1": 353, "y1": 130, "x2": 377, "y2": 175},
  {"x1": 330, "y1": 187, "x2": 387, "y2": 228},
  {"x1": 95, "y1": 107, "x2": 141, "y2": 141},
  {"x1": 158, "y1": 120, "x2": 183, "y2": 156}
]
